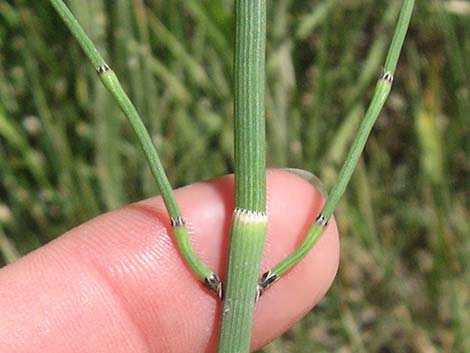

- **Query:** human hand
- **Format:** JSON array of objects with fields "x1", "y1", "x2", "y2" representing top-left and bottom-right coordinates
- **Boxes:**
[{"x1": 0, "y1": 170, "x2": 339, "y2": 353}]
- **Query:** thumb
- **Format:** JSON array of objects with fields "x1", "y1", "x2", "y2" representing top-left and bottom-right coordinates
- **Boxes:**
[{"x1": 0, "y1": 169, "x2": 339, "y2": 353}]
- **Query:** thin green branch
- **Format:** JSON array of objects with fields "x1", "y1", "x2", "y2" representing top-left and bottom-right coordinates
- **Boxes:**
[
  {"x1": 47, "y1": 0, "x2": 220, "y2": 295},
  {"x1": 258, "y1": 0, "x2": 415, "y2": 293}
]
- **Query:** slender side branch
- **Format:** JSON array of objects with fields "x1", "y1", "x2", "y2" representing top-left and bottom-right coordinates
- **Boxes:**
[
  {"x1": 217, "y1": 1, "x2": 267, "y2": 352},
  {"x1": 47, "y1": 0, "x2": 221, "y2": 296},
  {"x1": 258, "y1": 0, "x2": 415, "y2": 297}
]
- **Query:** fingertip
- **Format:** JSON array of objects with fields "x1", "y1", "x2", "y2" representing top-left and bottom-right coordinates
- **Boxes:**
[{"x1": 0, "y1": 170, "x2": 339, "y2": 353}]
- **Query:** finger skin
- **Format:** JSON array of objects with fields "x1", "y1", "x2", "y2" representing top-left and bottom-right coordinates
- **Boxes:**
[{"x1": 0, "y1": 170, "x2": 339, "y2": 353}]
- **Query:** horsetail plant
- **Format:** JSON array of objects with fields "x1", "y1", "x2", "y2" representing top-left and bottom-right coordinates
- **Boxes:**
[{"x1": 46, "y1": 0, "x2": 415, "y2": 352}]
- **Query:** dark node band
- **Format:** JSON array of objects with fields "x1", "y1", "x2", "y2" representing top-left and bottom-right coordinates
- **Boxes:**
[
  {"x1": 316, "y1": 213, "x2": 329, "y2": 227},
  {"x1": 205, "y1": 273, "x2": 223, "y2": 300},
  {"x1": 170, "y1": 216, "x2": 185, "y2": 228},
  {"x1": 96, "y1": 64, "x2": 111, "y2": 75},
  {"x1": 255, "y1": 271, "x2": 279, "y2": 302},
  {"x1": 380, "y1": 71, "x2": 394, "y2": 83}
]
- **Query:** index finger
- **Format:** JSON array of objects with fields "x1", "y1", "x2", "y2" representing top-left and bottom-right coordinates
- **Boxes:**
[{"x1": 0, "y1": 169, "x2": 339, "y2": 353}]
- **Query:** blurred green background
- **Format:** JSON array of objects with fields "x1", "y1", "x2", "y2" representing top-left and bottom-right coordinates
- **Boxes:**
[{"x1": 0, "y1": 0, "x2": 469, "y2": 352}]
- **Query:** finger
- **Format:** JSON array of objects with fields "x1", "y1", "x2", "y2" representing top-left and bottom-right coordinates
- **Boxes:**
[{"x1": 0, "y1": 169, "x2": 339, "y2": 353}]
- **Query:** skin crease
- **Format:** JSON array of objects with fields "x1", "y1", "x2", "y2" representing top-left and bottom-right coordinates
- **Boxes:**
[{"x1": 0, "y1": 169, "x2": 339, "y2": 353}]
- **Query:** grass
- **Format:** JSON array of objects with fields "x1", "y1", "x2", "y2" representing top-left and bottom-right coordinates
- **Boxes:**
[{"x1": 0, "y1": 0, "x2": 469, "y2": 352}]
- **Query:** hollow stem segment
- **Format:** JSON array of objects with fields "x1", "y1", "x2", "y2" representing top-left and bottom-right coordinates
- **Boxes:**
[
  {"x1": 217, "y1": 1, "x2": 267, "y2": 352},
  {"x1": 47, "y1": 0, "x2": 220, "y2": 295},
  {"x1": 233, "y1": 0, "x2": 267, "y2": 212},
  {"x1": 218, "y1": 209, "x2": 267, "y2": 353},
  {"x1": 258, "y1": 0, "x2": 415, "y2": 297}
]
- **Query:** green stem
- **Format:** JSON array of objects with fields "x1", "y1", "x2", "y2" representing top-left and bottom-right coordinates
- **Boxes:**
[
  {"x1": 218, "y1": 209, "x2": 267, "y2": 353},
  {"x1": 217, "y1": 1, "x2": 267, "y2": 352},
  {"x1": 47, "y1": 0, "x2": 220, "y2": 294},
  {"x1": 258, "y1": 0, "x2": 415, "y2": 292},
  {"x1": 233, "y1": 1, "x2": 267, "y2": 212}
]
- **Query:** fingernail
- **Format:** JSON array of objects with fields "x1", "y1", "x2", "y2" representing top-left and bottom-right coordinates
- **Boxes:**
[{"x1": 282, "y1": 168, "x2": 328, "y2": 198}]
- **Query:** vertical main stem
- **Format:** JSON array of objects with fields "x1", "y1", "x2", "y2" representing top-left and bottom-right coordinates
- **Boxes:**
[
  {"x1": 217, "y1": 209, "x2": 267, "y2": 353},
  {"x1": 217, "y1": 1, "x2": 267, "y2": 353},
  {"x1": 233, "y1": 0, "x2": 267, "y2": 212}
]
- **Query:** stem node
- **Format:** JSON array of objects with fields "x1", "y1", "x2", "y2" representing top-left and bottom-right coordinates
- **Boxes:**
[
  {"x1": 96, "y1": 63, "x2": 111, "y2": 75},
  {"x1": 315, "y1": 213, "x2": 329, "y2": 227},
  {"x1": 256, "y1": 271, "x2": 279, "y2": 302},
  {"x1": 205, "y1": 273, "x2": 224, "y2": 300}
]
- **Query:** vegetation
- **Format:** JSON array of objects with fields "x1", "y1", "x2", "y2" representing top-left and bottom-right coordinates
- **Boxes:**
[{"x1": 0, "y1": 0, "x2": 468, "y2": 352}]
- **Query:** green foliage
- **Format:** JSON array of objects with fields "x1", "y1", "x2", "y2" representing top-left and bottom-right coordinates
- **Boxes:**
[{"x1": 0, "y1": 0, "x2": 468, "y2": 352}]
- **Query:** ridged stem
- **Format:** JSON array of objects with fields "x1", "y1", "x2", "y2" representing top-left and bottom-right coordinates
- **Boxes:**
[
  {"x1": 233, "y1": 0, "x2": 266, "y2": 211},
  {"x1": 217, "y1": 210, "x2": 267, "y2": 353},
  {"x1": 217, "y1": 1, "x2": 267, "y2": 352}
]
